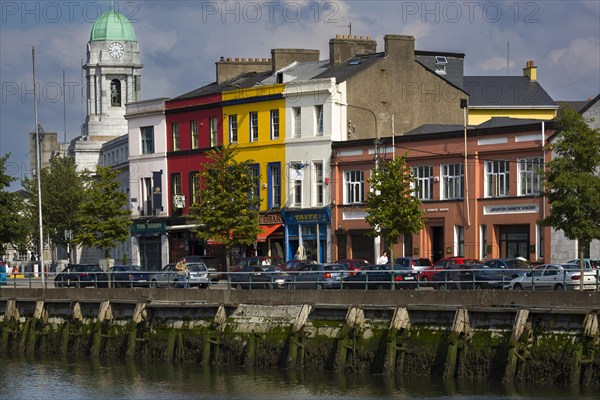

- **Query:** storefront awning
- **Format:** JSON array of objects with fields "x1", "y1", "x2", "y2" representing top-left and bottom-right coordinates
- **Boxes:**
[{"x1": 257, "y1": 224, "x2": 282, "y2": 242}]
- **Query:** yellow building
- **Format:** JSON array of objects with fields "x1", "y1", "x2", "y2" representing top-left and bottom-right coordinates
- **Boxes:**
[
  {"x1": 222, "y1": 83, "x2": 286, "y2": 212},
  {"x1": 465, "y1": 60, "x2": 558, "y2": 125}
]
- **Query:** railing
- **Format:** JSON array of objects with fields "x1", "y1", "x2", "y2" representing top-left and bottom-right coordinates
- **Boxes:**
[{"x1": 2, "y1": 268, "x2": 599, "y2": 291}]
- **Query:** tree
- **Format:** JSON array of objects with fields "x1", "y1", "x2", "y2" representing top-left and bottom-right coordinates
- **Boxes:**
[
  {"x1": 22, "y1": 155, "x2": 86, "y2": 262},
  {"x1": 365, "y1": 154, "x2": 425, "y2": 265},
  {"x1": 188, "y1": 146, "x2": 261, "y2": 272},
  {"x1": 0, "y1": 154, "x2": 28, "y2": 254},
  {"x1": 542, "y1": 105, "x2": 600, "y2": 289},
  {"x1": 75, "y1": 165, "x2": 131, "y2": 261}
]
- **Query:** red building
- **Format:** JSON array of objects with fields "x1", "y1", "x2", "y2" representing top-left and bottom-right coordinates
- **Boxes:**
[{"x1": 331, "y1": 119, "x2": 556, "y2": 264}]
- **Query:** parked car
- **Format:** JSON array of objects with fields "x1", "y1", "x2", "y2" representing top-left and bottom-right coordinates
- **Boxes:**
[
  {"x1": 335, "y1": 259, "x2": 370, "y2": 275},
  {"x1": 391, "y1": 257, "x2": 432, "y2": 272},
  {"x1": 108, "y1": 265, "x2": 151, "y2": 288},
  {"x1": 342, "y1": 264, "x2": 419, "y2": 290},
  {"x1": 284, "y1": 263, "x2": 349, "y2": 289},
  {"x1": 419, "y1": 257, "x2": 481, "y2": 283},
  {"x1": 233, "y1": 256, "x2": 285, "y2": 271},
  {"x1": 54, "y1": 264, "x2": 109, "y2": 288},
  {"x1": 482, "y1": 258, "x2": 531, "y2": 280},
  {"x1": 282, "y1": 259, "x2": 317, "y2": 271},
  {"x1": 509, "y1": 264, "x2": 598, "y2": 291},
  {"x1": 0, "y1": 262, "x2": 6, "y2": 285},
  {"x1": 431, "y1": 264, "x2": 511, "y2": 290},
  {"x1": 181, "y1": 255, "x2": 223, "y2": 280},
  {"x1": 566, "y1": 259, "x2": 599, "y2": 270},
  {"x1": 149, "y1": 262, "x2": 210, "y2": 288},
  {"x1": 229, "y1": 265, "x2": 287, "y2": 289}
]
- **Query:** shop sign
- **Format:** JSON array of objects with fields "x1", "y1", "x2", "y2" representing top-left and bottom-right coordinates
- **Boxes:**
[
  {"x1": 131, "y1": 222, "x2": 166, "y2": 235},
  {"x1": 282, "y1": 209, "x2": 330, "y2": 225},
  {"x1": 483, "y1": 204, "x2": 539, "y2": 215},
  {"x1": 259, "y1": 213, "x2": 282, "y2": 225}
]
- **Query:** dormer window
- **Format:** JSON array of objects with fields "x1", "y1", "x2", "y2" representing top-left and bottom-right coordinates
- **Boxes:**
[{"x1": 434, "y1": 56, "x2": 448, "y2": 75}]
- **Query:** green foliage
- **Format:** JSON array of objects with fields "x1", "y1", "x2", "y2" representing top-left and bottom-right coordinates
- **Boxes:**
[
  {"x1": 75, "y1": 165, "x2": 131, "y2": 259},
  {"x1": 0, "y1": 154, "x2": 28, "y2": 253},
  {"x1": 365, "y1": 154, "x2": 425, "y2": 262},
  {"x1": 188, "y1": 146, "x2": 261, "y2": 270},
  {"x1": 541, "y1": 105, "x2": 600, "y2": 245}
]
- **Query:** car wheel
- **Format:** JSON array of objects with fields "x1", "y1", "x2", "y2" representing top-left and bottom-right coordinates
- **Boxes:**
[
  {"x1": 554, "y1": 283, "x2": 565, "y2": 291},
  {"x1": 316, "y1": 283, "x2": 324, "y2": 290},
  {"x1": 437, "y1": 283, "x2": 448, "y2": 290},
  {"x1": 513, "y1": 283, "x2": 523, "y2": 290},
  {"x1": 285, "y1": 283, "x2": 294, "y2": 290},
  {"x1": 236, "y1": 283, "x2": 243, "y2": 290},
  {"x1": 150, "y1": 280, "x2": 158, "y2": 288}
]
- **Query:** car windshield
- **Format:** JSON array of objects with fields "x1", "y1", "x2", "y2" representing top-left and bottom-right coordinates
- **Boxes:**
[
  {"x1": 325, "y1": 264, "x2": 345, "y2": 271},
  {"x1": 394, "y1": 264, "x2": 412, "y2": 271},
  {"x1": 187, "y1": 263, "x2": 207, "y2": 272},
  {"x1": 413, "y1": 258, "x2": 431, "y2": 266}
]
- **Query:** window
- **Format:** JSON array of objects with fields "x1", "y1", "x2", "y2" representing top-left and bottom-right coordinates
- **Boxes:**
[
  {"x1": 455, "y1": 225, "x2": 464, "y2": 257},
  {"x1": 293, "y1": 179, "x2": 302, "y2": 206},
  {"x1": 172, "y1": 123, "x2": 180, "y2": 151},
  {"x1": 268, "y1": 163, "x2": 281, "y2": 208},
  {"x1": 486, "y1": 160, "x2": 510, "y2": 197},
  {"x1": 536, "y1": 223, "x2": 544, "y2": 259},
  {"x1": 190, "y1": 171, "x2": 200, "y2": 204},
  {"x1": 270, "y1": 110, "x2": 279, "y2": 140},
  {"x1": 141, "y1": 126, "x2": 154, "y2": 154},
  {"x1": 249, "y1": 112, "x2": 258, "y2": 142},
  {"x1": 293, "y1": 107, "x2": 301, "y2": 138},
  {"x1": 110, "y1": 79, "x2": 121, "y2": 106},
  {"x1": 480, "y1": 225, "x2": 487, "y2": 260},
  {"x1": 412, "y1": 166, "x2": 433, "y2": 200},
  {"x1": 314, "y1": 161, "x2": 324, "y2": 206},
  {"x1": 344, "y1": 170, "x2": 364, "y2": 204},
  {"x1": 172, "y1": 173, "x2": 181, "y2": 195},
  {"x1": 190, "y1": 121, "x2": 199, "y2": 149},
  {"x1": 229, "y1": 114, "x2": 238, "y2": 144},
  {"x1": 518, "y1": 157, "x2": 543, "y2": 196},
  {"x1": 249, "y1": 164, "x2": 260, "y2": 204},
  {"x1": 209, "y1": 117, "x2": 218, "y2": 147},
  {"x1": 315, "y1": 105, "x2": 323, "y2": 136},
  {"x1": 441, "y1": 163, "x2": 464, "y2": 199}
]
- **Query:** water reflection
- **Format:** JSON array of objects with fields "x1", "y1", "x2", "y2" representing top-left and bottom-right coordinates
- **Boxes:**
[{"x1": 0, "y1": 354, "x2": 596, "y2": 400}]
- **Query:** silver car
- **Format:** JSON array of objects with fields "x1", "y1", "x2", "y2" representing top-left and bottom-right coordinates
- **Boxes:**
[
  {"x1": 509, "y1": 264, "x2": 597, "y2": 291},
  {"x1": 150, "y1": 262, "x2": 210, "y2": 288}
]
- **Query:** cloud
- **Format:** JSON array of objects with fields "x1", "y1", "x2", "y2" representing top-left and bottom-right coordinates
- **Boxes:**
[
  {"x1": 478, "y1": 56, "x2": 515, "y2": 72},
  {"x1": 548, "y1": 36, "x2": 600, "y2": 74}
]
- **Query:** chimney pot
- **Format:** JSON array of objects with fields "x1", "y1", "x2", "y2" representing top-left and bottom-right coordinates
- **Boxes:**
[
  {"x1": 227, "y1": 57, "x2": 232, "y2": 61},
  {"x1": 241, "y1": 58, "x2": 246, "y2": 62},
  {"x1": 235, "y1": 58, "x2": 239, "y2": 62}
]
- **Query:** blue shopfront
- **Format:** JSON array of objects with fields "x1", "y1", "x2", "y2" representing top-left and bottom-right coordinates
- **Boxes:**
[{"x1": 282, "y1": 208, "x2": 330, "y2": 263}]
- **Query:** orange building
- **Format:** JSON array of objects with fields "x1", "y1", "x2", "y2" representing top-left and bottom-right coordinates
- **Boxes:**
[{"x1": 331, "y1": 118, "x2": 556, "y2": 264}]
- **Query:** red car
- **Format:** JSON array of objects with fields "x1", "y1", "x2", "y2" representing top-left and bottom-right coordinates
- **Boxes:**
[
  {"x1": 335, "y1": 259, "x2": 370, "y2": 275},
  {"x1": 419, "y1": 257, "x2": 481, "y2": 282}
]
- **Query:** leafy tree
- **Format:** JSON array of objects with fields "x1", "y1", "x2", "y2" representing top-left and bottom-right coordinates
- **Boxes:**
[
  {"x1": 75, "y1": 165, "x2": 131, "y2": 260},
  {"x1": 22, "y1": 155, "x2": 86, "y2": 261},
  {"x1": 188, "y1": 146, "x2": 261, "y2": 272},
  {"x1": 365, "y1": 154, "x2": 425, "y2": 265},
  {"x1": 542, "y1": 105, "x2": 600, "y2": 289},
  {"x1": 0, "y1": 154, "x2": 28, "y2": 254}
]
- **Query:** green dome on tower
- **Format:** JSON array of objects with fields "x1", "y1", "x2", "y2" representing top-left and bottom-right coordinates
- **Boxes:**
[{"x1": 90, "y1": 9, "x2": 136, "y2": 42}]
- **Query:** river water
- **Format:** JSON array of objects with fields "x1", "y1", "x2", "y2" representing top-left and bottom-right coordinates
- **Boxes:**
[{"x1": 0, "y1": 355, "x2": 597, "y2": 399}]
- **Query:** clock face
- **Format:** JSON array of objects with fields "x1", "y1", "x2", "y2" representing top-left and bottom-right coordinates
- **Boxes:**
[{"x1": 108, "y1": 42, "x2": 124, "y2": 58}]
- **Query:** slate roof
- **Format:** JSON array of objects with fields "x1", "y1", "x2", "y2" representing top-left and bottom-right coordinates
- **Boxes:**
[
  {"x1": 262, "y1": 60, "x2": 330, "y2": 84},
  {"x1": 464, "y1": 76, "x2": 557, "y2": 107},
  {"x1": 171, "y1": 71, "x2": 274, "y2": 100},
  {"x1": 313, "y1": 53, "x2": 384, "y2": 83},
  {"x1": 403, "y1": 124, "x2": 464, "y2": 136},
  {"x1": 403, "y1": 117, "x2": 549, "y2": 137},
  {"x1": 475, "y1": 117, "x2": 548, "y2": 129}
]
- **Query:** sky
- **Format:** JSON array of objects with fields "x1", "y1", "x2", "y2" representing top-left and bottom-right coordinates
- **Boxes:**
[{"x1": 1, "y1": 0, "x2": 599, "y2": 190}]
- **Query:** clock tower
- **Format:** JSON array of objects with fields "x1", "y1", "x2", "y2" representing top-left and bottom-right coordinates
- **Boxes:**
[{"x1": 82, "y1": 6, "x2": 142, "y2": 140}]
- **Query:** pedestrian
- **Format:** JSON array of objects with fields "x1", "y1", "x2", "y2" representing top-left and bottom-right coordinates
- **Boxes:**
[
  {"x1": 377, "y1": 251, "x2": 389, "y2": 265},
  {"x1": 175, "y1": 257, "x2": 189, "y2": 288},
  {"x1": 293, "y1": 249, "x2": 301, "y2": 260}
]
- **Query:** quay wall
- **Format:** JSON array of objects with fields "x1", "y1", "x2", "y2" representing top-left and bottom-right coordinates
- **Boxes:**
[{"x1": 1, "y1": 288, "x2": 599, "y2": 386}]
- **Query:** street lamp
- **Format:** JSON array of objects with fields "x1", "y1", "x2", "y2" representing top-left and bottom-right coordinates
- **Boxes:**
[
  {"x1": 32, "y1": 47, "x2": 45, "y2": 287},
  {"x1": 460, "y1": 98, "x2": 470, "y2": 227}
]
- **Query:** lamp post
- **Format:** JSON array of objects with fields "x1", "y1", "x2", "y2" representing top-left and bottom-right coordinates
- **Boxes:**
[
  {"x1": 460, "y1": 98, "x2": 470, "y2": 227},
  {"x1": 33, "y1": 47, "x2": 45, "y2": 287}
]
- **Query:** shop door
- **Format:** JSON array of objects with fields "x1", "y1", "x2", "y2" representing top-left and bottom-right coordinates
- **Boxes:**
[
  {"x1": 351, "y1": 232, "x2": 374, "y2": 264},
  {"x1": 139, "y1": 237, "x2": 161, "y2": 271},
  {"x1": 500, "y1": 225, "x2": 530, "y2": 260},
  {"x1": 431, "y1": 227, "x2": 444, "y2": 262}
]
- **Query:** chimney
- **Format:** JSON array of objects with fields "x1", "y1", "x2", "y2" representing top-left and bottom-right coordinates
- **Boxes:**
[
  {"x1": 271, "y1": 49, "x2": 320, "y2": 72},
  {"x1": 384, "y1": 34, "x2": 414, "y2": 61},
  {"x1": 215, "y1": 57, "x2": 272, "y2": 84},
  {"x1": 329, "y1": 35, "x2": 377, "y2": 67},
  {"x1": 523, "y1": 60, "x2": 537, "y2": 81}
]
